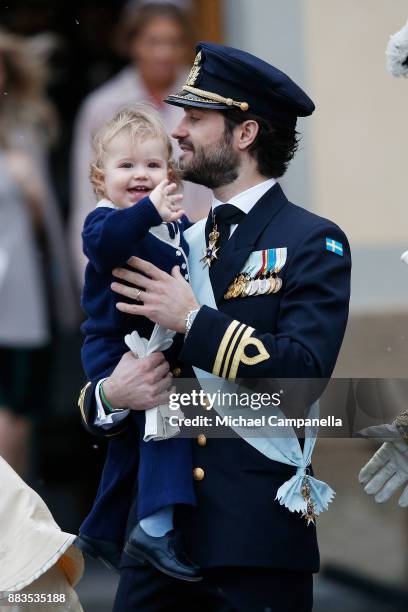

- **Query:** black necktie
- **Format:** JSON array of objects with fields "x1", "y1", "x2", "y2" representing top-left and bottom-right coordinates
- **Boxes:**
[{"x1": 205, "y1": 204, "x2": 246, "y2": 263}]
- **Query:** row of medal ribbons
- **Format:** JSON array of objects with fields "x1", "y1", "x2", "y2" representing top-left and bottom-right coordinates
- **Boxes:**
[{"x1": 224, "y1": 248, "x2": 287, "y2": 300}]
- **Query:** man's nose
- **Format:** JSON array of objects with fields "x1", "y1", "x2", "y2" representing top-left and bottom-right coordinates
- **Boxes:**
[{"x1": 171, "y1": 123, "x2": 188, "y2": 140}]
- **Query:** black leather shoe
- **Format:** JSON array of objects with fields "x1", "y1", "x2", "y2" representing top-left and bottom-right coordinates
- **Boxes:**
[
  {"x1": 74, "y1": 535, "x2": 121, "y2": 573},
  {"x1": 124, "y1": 525, "x2": 202, "y2": 582}
]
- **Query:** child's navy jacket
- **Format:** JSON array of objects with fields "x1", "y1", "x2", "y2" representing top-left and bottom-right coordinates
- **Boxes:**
[{"x1": 81, "y1": 197, "x2": 190, "y2": 380}]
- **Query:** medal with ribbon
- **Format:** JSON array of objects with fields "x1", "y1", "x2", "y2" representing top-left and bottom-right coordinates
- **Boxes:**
[{"x1": 224, "y1": 248, "x2": 287, "y2": 299}]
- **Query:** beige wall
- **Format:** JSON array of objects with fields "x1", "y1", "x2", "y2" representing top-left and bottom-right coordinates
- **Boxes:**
[
  {"x1": 223, "y1": 0, "x2": 313, "y2": 210},
  {"x1": 305, "y1": 0, "x2": 408, "y2": 246},
  {"x1": 224, "y1": 0, "x2": 408, "y2": 310},
  {"x1": 222, "y1": 1, "x2": 408, "y2": 586}
]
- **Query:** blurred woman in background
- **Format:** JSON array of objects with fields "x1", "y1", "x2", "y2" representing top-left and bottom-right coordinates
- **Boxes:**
[
  {"x1": 0, "y1": 29, "x2": 77, "y2": 475},
  {"x1": 69, "y1": 0, "x2": 211, "y2": 286}
]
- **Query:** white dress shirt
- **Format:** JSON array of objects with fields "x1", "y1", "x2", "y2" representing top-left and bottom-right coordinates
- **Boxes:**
[
  {"x1": 94, "y1": 177, "x2": 277, "y2": 428},
  {"x1": 94, "y1": 379, "x2": 129, "y2": 429},
  {"x1": 212, "y1": 178, "x2": 276, "y2": 236}
]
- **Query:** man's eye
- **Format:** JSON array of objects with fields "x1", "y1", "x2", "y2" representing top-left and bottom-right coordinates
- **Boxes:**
[{"x1": 190, "y1": 116, "x2": 200, "y2": 123}]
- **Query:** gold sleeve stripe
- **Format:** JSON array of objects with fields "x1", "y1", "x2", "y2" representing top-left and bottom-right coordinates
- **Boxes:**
[
  {"x1": 228, "y1": 329, "x2": 271, "y2": 381},
  {"x1": 78, "y1": 381, "x2": 92, "y2": 423},
  {"x1": 227, "y1": 326, "x2": 254, "y2": 380},
  {"x1": 221, "y1": 323, "x2": 247, "y2": 379},
  {"x1": 213, "y1": 320, "x2": 242, "y2": 376},
  {"x1": 240, "y1": 337, "x2": 271, "y2": 366},
  {"x1": 213, "y1": 321, "x2": 271, "y2": 380},
  {"x1": 78, "y1": 381, "x2": 127, "y2": 438}
]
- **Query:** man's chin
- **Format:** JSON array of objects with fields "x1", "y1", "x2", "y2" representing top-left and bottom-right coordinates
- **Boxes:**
[{"x1": 178, "y1": 160, "x2": 202, "y2": 184}]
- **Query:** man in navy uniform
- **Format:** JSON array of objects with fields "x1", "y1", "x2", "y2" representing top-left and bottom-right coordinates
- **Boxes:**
[{"x1": 79, "y1": 42, "x2": 351, "y2": 611}]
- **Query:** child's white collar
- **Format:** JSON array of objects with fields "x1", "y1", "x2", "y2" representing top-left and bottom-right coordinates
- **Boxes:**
[{"x1": 96, "y1": 198, "x2": 119, "y2": 209}]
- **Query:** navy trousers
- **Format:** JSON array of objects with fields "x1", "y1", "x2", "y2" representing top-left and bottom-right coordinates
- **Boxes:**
[
  {"x1": 113, "y1": 564, "x2": 313, "y2": 612},
  {"x1": 80, "y1": 412, "x2": 195, "y2": 544}
]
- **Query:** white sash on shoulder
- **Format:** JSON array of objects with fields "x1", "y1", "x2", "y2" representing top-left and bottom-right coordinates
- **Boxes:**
[{"x1": 184, "y1": 220, "x2": 335, "y2": 518}]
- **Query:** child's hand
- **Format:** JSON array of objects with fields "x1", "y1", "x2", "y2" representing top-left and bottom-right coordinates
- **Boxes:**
[{"x1": 149, "y1": 179, "x2": 184, "y2": 222}]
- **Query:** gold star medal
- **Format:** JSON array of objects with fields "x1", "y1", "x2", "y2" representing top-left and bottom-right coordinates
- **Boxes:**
[{"x1": 200, "y1": 225, "x2": 220, "y2": 268}]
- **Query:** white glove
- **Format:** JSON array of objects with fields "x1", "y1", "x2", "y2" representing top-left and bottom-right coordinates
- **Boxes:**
[
  {"x1": 358, "y1": 423, "x2": 408, "y2": 507},
  {"x1": 125, "y1": 324, "x2": 184, "y2": 442},
  {"x1": 386, "y1": 20, "x2": 408, "y2": 77},
  {"x1": 401, "y1": 250, "x2": 408, "y2": 265}
]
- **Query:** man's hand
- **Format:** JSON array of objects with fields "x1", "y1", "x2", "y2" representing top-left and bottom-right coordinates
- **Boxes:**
[
  {"x1": 111, "y1": 257, "x2": 199, "y2": 333},
  {"x1": 102, "y1": 351, "x2": 173, "y2": 411},
  {"x1": 150, "y1": 179, "x2": 184, "y2": 222},
  {"x1": 359, "y1": 437, "x2": 408, "y2": 507}
]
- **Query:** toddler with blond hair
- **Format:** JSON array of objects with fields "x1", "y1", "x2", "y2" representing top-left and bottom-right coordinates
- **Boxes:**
[{"x1": 76, "y1": 105, "x2": 200, "y2": 582}]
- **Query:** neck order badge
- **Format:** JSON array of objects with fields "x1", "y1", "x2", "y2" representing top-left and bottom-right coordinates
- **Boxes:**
[
  {"x1": 202, "y1": 205, "x2": 246, "y2": 268},
  {"x1": 201, "y1": 218, "x2": 220, "y2": 267}
]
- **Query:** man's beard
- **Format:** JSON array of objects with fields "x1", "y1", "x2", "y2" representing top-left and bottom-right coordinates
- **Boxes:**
[{"x1": 177, "y1": 131, "x2": 240, "y2": 189}]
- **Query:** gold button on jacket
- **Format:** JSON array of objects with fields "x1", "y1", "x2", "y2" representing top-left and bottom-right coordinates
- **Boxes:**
[
  {"x1": 193, "y1": 467, "x2": 205, "y2": 481},
  {"x1": 172, "y1": 367, "x2": 181, "y2": 377},
  {"x1": 197, "y1": 434, "x2": 207, "y2": 447}
]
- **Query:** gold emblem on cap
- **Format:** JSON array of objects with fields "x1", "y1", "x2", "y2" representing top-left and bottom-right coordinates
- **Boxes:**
[
  {"x1": 183, "y1": 49, "x2": 248, "y2": 112},
  {"x1": 186, "y1": 51, "x2": 202, "y2": 87}
]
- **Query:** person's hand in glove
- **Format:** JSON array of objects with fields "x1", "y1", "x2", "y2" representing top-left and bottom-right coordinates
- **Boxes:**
[{"x1": 358, "y1": 419, "x2": 408, "y2": 508}]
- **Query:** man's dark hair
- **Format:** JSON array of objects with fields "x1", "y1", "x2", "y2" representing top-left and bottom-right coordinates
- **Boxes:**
[{"x1": 223, "y1": 108, "x2": 300, "y2": 178}]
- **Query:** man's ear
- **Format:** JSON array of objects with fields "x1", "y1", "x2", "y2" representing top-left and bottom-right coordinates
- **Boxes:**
[{"x1": 236, "y1": 120, "x2": 259, "y2": 151}]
